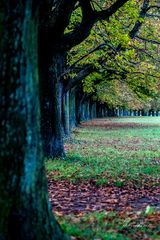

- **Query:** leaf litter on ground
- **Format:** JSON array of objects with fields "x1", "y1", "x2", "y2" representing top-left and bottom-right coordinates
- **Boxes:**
[{"x1": 47, "y1": 117, "x2": 160, "y2": 239}]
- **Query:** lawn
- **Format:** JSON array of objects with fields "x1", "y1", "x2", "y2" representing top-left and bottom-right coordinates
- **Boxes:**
[{"x1": 46, "y1": 117, "x2": 160, "y2": 239}]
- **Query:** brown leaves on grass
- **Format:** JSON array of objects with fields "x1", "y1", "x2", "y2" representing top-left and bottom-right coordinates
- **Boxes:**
[
  {"x1": 80, "y1": 119, "x2": 160, "y2": 129},
  {"x1": 48, "y1": 179, "x2": 160, "y2": 239},
  {"x1": 48, "y1": 118, "x2": 160, "y2": 239},
  {"x1": 48, "y1": 179, "x2": 160, "y2": 215}
]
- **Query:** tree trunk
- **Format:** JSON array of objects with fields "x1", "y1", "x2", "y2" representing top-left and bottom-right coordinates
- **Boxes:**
[
  {"x1": 40, "y1": 50, "x2": 66, "y2": 158},
  {"x1": 69, "y1": 88, "x2": 76, "y2": 129},
  {"x1": 62, "y1": 91, "x2": 70, "y2": 137},
  {"x1": 0, "y1": 2, "x2": 69, "y2": 239},
  {"x1": 75, "y1": 91, "x2": 84, "y2": 125},
  {"x1": 84, "y1": 100, "x2": 90, "y2": 120}
]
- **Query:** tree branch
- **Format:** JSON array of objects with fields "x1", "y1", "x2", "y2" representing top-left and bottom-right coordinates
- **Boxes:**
[
  {"x1": 146, "y1": 13, "x2": 160, "y2": 18},
  {"x1": 63, "y1": 64, "x2": 95, "y2": 93},
  {"x1": 62, "y1": 41, "x2": 118, "y2": 78},
  {"x1": 133, "y1": 46, "x2": 160, "y2": 62},
  {"x1": 147, "y1": 5, "x2": 160, "y2": 11},
  {"x1": 60, "y1": 0, "x2": 129, "y2": 51},
  {"x1": 136, "y1": 35, "x2": 160, "y2": 45},
  {"x1": 129, "y1": 0, "x2": 150, "y2": 39}
]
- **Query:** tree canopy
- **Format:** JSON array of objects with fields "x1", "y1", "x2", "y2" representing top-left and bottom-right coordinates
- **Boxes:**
[{"x1": 65, "y1": 0, "x2": 160, "y2": 111}]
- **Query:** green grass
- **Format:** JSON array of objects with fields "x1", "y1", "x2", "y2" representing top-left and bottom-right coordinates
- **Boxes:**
[
  {"x1": 46, "y1": 117, "x2": 160, "y2": 239},
  {"x1": 112, "y1": 116, "x2": 160, "y2": 124},
  {"x1": 57, "y1": 211, "x2": 160, "y2": 240},
  {"x1": 46, "y1": 117, "x2": 160, "y2": 186}
]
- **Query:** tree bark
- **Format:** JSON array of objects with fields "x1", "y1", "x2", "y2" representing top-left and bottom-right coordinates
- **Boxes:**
[
  {"x1": 0, "y1": 2, "x2": 69, "y2": 239},
  {"x1": 40, "y1": 51, "x2": 66, "y2": 158},
  {"x1": 62, "y1": 91, "x2": 70, "y2": 137},
  {"x1": 69, "y1": 88, "x2": 76, "y2": 129}
]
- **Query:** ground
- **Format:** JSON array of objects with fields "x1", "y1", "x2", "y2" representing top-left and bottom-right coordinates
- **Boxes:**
[{"x1": 47, "y1": 117, "x2": 160, "y2": 239}]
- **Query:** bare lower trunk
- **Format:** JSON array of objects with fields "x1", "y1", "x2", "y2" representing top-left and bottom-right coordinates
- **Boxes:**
[
  {"x1": 40, "y1": 50, "x2": 66, "y2": 158},
  {"x1": 50, "y1": 73, "x2": 65, "y2": 158},
  {"x1": 69, "y1": 88, "x2": 76, "y2": 129},
  {"x1": 62, "y1": 91, "x2": 70, "y2": 136}
]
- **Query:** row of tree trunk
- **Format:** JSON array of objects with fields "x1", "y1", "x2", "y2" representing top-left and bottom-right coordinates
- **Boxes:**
[{"x1": 43, "y1": 78, "x2": 160, "y2": 158}]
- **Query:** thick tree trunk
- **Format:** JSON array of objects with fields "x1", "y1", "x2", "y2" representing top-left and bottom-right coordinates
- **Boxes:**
[
  {"x1": 49, "y1": 62, "x2": 65, "y2": 158},
  {"x1": 0, "y1": 2, "x2": 69, "y2": 239},
  {"x1": 40, "y1": 51, "x2": 66, "y2": 158}
]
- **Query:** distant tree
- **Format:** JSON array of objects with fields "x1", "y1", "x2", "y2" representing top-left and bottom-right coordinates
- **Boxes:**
[{"x1": 0, "y1": 1, "x2": 69, "y2": 239}]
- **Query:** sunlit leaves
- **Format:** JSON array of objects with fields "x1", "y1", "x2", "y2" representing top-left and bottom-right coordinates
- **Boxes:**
[
  {"x1": 65, "y1": 6, "x2": 82, "y2": 34},
  {"x1": 66, "y1": 0, "x2": 160, "y2": 111}
]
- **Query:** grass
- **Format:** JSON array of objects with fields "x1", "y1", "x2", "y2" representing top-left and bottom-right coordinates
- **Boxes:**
[
  {"x1": 46, "y1": 117, "x2": 160, "y2": 187},
  {"x1": 46, "y1": 117, "x2": 160, "y2": 239},
  {"x1": 57, "y1": 211, "x2": 160, "y2": 240}
]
